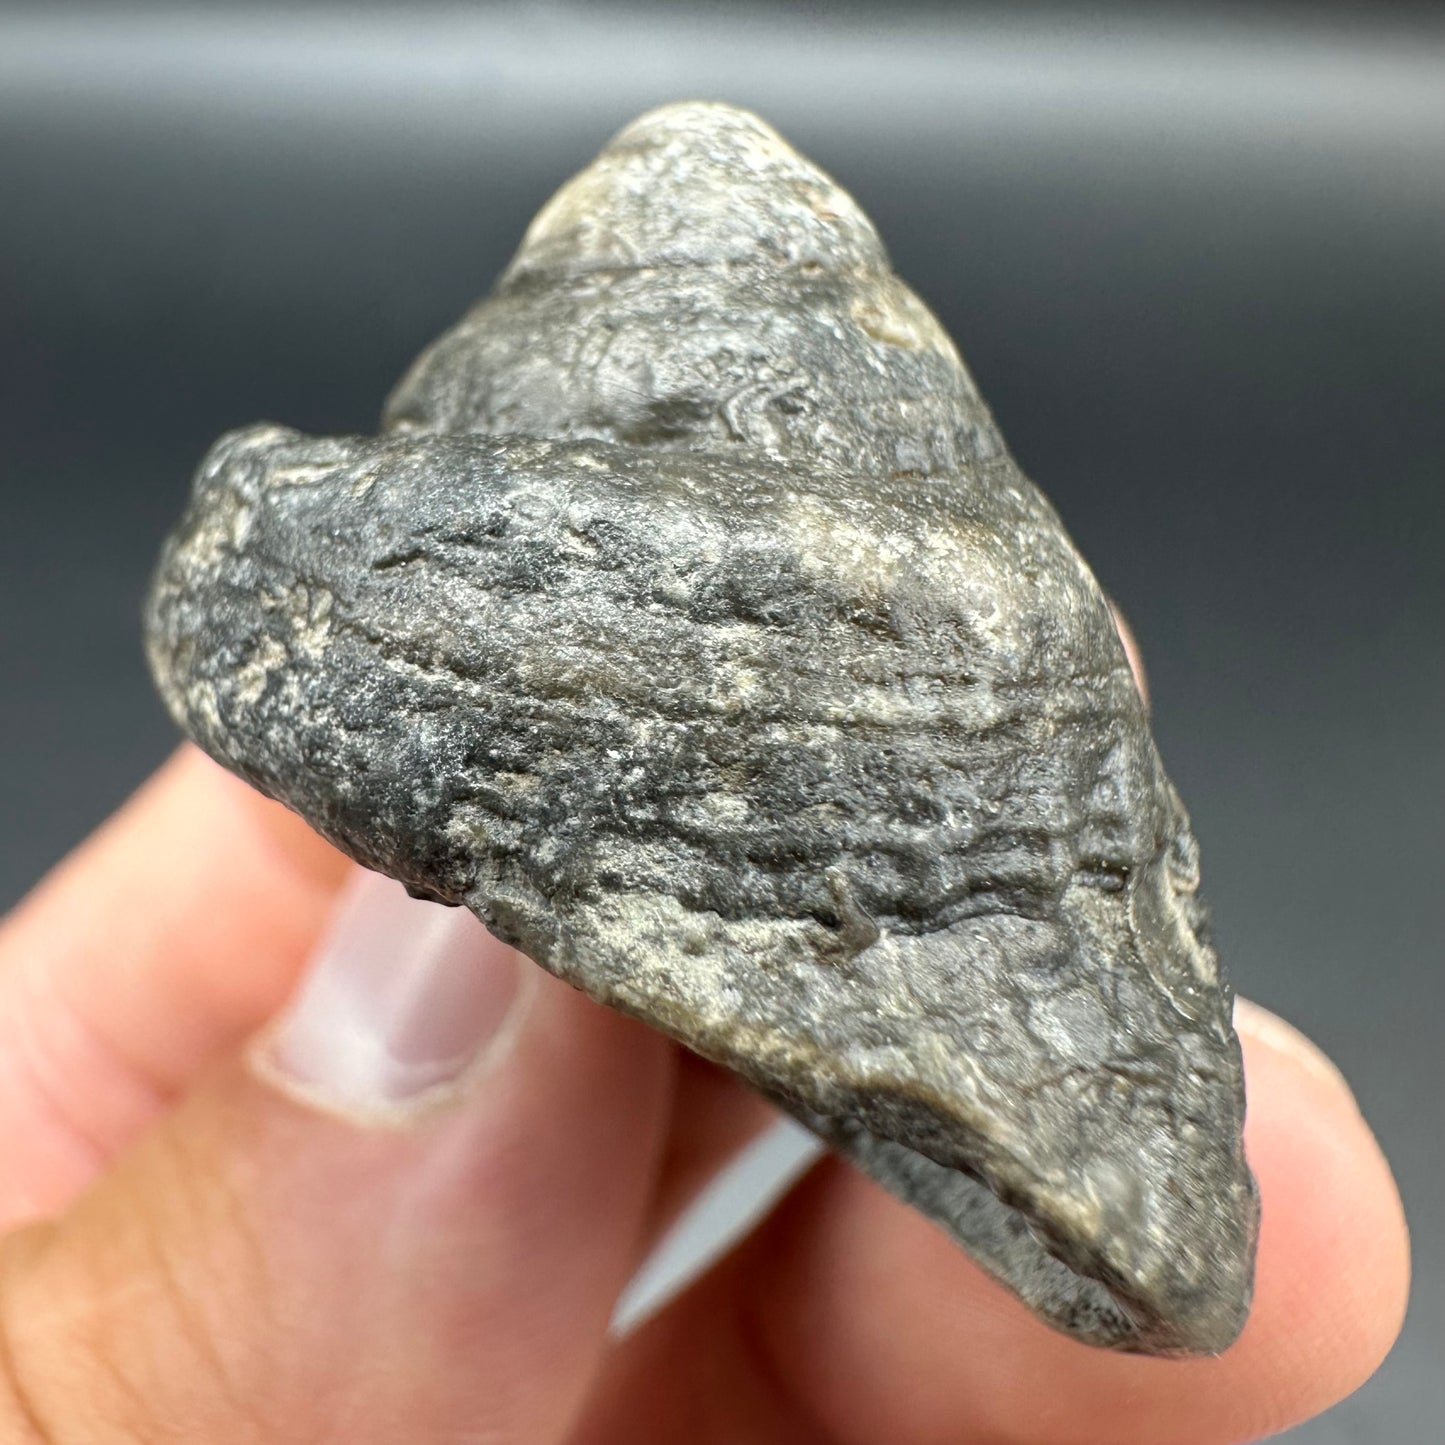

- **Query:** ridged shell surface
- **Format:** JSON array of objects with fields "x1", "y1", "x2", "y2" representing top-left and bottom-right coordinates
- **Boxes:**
[{"x1": 146, "y1": 103, "x2": 1259, "y2": 1355}]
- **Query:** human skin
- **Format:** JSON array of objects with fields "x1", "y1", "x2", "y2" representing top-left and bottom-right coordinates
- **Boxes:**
[{"x1": 0, "y1": 720, "x2": 1409, "y2": 1441}]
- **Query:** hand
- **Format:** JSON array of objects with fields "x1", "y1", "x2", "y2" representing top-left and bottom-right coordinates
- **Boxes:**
[{"x1": 0, "y1": 746, "x2": 1408, "y2": 1443}]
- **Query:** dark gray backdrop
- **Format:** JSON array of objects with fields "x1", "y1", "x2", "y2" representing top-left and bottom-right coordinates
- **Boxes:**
[{"x1": 2, "y1": 4, "x2": 1440, "y2": 1439}]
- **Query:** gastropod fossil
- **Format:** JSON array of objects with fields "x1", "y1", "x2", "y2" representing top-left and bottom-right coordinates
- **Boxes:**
[{"x1": 145, "y1": 102, "x2": 1259, "y2": 1355}]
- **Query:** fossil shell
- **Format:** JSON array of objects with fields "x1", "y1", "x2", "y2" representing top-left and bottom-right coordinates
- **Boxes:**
[{"x1": 145, "y1": 102, "x2": 1258, "y2": 1354}]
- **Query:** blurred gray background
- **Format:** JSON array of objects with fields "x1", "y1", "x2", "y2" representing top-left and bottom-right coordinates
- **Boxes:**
[{"x1": 1, "y1": 3, "x2": 1440, "y2": 1438}]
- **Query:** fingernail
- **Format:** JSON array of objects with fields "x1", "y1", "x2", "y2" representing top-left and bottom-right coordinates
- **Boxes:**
[
  {"x1": 1233, "y1": 997, "x2": 1359, "y2": 1111},
  {"x1": 257, "y1": 869, "x2": 526, "y2": 1121}
]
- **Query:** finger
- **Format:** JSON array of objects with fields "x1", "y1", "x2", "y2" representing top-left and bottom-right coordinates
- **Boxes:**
[
  {"x1": 571, "y1": 1004, "x2": 1410, "y2": 1445},
  {"x1": 643, "y1": 1053, "x2": 779, "y2": 1246},
  {"x1": 0, "y1": 871, "x2": 675, "y2": 1445},
  {"x1": 1107, "y1": 597, "x2": 1149, "y2": 707},
  {"x1": 0, "y1": 742, "x2": 774, "y2": 1252},
  {"x1": 0, "y1": 746, "x2": 348, "y2": 1225}
]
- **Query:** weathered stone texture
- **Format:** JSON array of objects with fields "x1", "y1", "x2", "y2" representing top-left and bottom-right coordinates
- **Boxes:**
[{"x1": 146, "y1": 103, "x2": 1258, "y2": 1354}]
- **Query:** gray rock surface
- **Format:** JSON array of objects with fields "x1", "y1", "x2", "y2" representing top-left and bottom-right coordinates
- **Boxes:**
[{"x1": 145, "y1": 102, "x2": 1258, "y2": 1355}]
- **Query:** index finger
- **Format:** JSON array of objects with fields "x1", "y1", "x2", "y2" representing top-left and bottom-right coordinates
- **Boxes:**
[{"x1": 0, "y1": 745, "x2": 348, "y2": 1223}]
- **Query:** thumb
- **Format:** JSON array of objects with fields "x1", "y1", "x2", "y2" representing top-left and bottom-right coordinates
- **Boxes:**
[{"x1": 0, "y1": 870, "x2": 674, "y2": 1444}]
